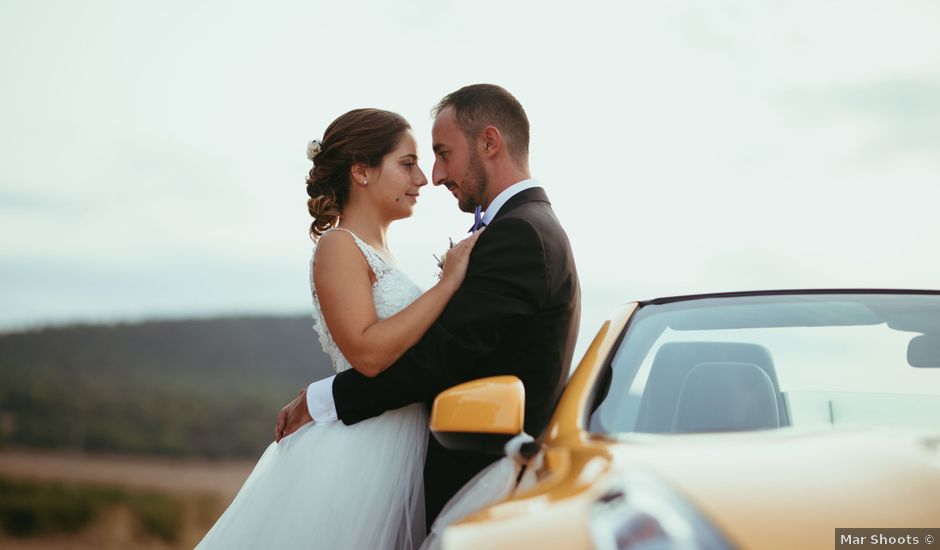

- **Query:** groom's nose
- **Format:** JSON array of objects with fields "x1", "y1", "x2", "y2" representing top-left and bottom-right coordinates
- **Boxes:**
[{"x1": 432, "y1": 161, "x2": 446, "y2": 186}]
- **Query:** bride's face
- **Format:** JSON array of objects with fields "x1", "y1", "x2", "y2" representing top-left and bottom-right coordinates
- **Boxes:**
[{"x1": 368, "y1": 130, "x2": 427, "y2": 220}]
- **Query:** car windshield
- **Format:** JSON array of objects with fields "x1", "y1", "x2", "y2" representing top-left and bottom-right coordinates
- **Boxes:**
[{"x1": 589, "y1": 292, "x2": 940, "y2": 435}]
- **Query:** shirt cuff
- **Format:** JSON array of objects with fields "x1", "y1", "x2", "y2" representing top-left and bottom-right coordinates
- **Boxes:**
[{"x1": 307, "y1": 376, "x2": 339, "y2": 423}]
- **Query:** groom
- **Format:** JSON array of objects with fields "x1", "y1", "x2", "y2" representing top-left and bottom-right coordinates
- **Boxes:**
[{"x1": 276, "y1": 84, "x2": 581, "y2": 526}]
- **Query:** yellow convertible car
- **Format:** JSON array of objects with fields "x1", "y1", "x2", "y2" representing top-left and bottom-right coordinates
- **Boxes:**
[{"x1": 431, "y1": 290, "x2": 940, "y2": 549}]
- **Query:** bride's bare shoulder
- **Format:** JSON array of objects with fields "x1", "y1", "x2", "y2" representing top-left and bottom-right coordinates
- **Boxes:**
[
  {"x1": 313, "y1": 229, "x2": 374, "y2": 282},
  {"x1": 314, "y1": 228, "x2": 357, "y2": 259}
]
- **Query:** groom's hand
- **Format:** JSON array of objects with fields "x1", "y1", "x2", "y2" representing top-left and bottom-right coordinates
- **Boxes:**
[{"x1": 274, "y1": 388, "x2": 313, "y2": 443}]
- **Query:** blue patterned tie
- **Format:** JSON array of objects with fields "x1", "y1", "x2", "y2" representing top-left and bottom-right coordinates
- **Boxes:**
[{"x1": 469, "y1": 205, "x2": 485, "y2": 232}]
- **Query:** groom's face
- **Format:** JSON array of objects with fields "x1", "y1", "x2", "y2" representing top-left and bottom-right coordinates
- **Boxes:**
[{"x1": 431, "y1": 107, "x2": 487, "y2": 213}]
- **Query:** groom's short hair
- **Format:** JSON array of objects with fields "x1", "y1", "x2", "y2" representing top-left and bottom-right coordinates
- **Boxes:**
[{"x1": 433, "y1": 84, "x2": 530, "y2": 163}]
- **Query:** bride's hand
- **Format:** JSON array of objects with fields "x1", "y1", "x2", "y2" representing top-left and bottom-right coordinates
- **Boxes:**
[{"x1": 440, "y1": 228, "x2": 484, "y2": 290}]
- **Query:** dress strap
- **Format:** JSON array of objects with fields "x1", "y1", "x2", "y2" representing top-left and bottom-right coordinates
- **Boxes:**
[{"x1": 320, "y1": 227, "x2": 391, "y2": 281}]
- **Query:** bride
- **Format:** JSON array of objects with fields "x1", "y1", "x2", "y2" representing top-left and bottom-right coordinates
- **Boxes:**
[{"x1": 196, "y1": 108, "x2": 481, "y2": 550}]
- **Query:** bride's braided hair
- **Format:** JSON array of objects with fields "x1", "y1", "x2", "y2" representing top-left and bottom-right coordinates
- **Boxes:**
[{"x1": 305, "y1": 108, "x2": 411, "y2": 240}]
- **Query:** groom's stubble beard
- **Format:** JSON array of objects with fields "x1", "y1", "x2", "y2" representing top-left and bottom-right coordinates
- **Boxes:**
[{"x1": 457, "y1": 146, "x2": 488, "y2": 213}]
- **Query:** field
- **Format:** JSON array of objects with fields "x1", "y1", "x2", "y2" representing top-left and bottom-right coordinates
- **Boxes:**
[{"x1": 0, "y1": 449, "x2": 255, "y2": 549}]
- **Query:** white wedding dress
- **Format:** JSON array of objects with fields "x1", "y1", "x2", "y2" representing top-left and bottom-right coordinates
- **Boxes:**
[{"x1": 197, "y1": 228, "x2": 428, "y2": 550}]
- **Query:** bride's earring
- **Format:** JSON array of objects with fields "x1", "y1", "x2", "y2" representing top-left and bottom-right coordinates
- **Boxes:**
[{"x1": 362, "y1": 178, "x2": 368, "y2": 186}]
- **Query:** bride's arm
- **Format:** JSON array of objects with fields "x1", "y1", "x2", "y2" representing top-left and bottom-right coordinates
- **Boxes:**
[{"x1": 313, "y1": 230, "x2": 481, "y2": 378}]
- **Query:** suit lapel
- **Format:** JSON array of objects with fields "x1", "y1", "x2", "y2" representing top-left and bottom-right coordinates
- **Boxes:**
[{"x1": 490, "y1": 187, "x2": 550, "y2": 223}]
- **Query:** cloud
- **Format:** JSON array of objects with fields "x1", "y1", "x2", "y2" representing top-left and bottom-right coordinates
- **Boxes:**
[
  {"x1": 0, "y1": 188, "x2": 72, "y2": 212},
  {"x1": 0, "y1": 253, "x2": 311, "y2": 332},
  {"x1": 782, "y1": 76, "x2": 940, "y2": 165},
  {"x1": 2, "y1": 0, "x2": 939, "y2": 352}
]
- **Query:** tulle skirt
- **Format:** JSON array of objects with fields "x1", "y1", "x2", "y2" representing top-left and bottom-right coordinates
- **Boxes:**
[
  {"x1": 421, "y1": 457, "x2": 519, "y2": 550},
  {"x1": 196, "y1": 404, "x2": 428, "y2": 550}
]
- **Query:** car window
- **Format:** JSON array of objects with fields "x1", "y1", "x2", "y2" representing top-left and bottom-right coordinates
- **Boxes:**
[{"x1": 590, "y1": 293, "x2": 940, "y2": 435}]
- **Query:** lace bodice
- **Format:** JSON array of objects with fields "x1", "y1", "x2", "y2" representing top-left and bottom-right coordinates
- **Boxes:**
[{"x1": 310, "y1": 228, "x2": 424, "y2": 373}]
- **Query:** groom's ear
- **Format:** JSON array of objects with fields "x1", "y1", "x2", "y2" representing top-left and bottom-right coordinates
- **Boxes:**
[{"x1": 479, "y1": 126, "x2": 502, "y2": 159}]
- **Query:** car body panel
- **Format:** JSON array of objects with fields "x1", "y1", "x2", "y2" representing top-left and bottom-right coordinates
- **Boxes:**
[{"x1": 605, "y1": 429, "x2": 940, "y2": 548}]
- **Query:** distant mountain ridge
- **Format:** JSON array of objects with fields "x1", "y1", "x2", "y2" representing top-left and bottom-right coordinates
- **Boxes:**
[{"x1": 0, "y1": 316, "x2": 335, "y2": 458}]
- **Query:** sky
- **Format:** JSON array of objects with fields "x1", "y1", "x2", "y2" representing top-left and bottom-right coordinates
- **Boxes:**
[{"x1": 2, "y1": 0, "x2": 939, "y2": 359}]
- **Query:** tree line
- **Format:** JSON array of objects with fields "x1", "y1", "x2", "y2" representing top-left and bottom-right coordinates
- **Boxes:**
[{"x1": 0, "y1": 316, "x2": 334, "y2": 458}]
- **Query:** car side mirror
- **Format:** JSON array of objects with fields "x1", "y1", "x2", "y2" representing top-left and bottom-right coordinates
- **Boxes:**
[
  {"x1": 430, "y1": 375, "x2": 525, "y2": 455},
  {"x1": 908, "y1": 333, "x2": 940, "y2": 368}
]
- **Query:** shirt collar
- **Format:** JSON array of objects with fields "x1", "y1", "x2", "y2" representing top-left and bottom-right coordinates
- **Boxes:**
[{"x1": 480, "y1": 178, "x2": 539, "y2": 226}]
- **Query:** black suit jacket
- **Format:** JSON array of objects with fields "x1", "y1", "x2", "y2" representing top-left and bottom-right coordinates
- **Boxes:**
[{"x1": 332, "y1": 186, "x2": 581, "y2": 525}]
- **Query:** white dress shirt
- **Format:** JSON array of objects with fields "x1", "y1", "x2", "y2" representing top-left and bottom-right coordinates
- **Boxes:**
[{"x1": 306, "y1": 179, "x2": 541, "y2": 422}]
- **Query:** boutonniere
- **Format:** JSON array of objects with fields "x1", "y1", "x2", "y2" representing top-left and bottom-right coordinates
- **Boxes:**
[{"x1": 433, "y1": 238, "x2": 455, "y2": 279}]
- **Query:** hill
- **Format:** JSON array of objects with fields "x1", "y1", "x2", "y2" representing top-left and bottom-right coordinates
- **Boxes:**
[{"x1": 0, "y1": 316, "x2": 334, "y2": 458}]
